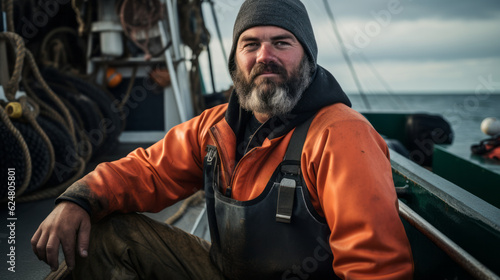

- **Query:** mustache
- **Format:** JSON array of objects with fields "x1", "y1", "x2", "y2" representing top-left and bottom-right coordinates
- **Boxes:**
[{"x1": 250, "y1": 63, "x2": 287, "y2": 81}]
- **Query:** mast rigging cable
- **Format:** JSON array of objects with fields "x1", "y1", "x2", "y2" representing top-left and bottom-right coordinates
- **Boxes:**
[
  {"x1": 198, "y1": 1, "x2": 216, "y2": 93},
  {"x1": 207, "y1": 0, "x2": 228, "y2": 67},
  {"x1": 323, "y1": 0, "x2": 371, "y2": 110}
]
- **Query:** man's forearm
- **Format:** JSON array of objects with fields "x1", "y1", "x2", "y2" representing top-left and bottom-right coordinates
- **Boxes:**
[{"x1": 56, "y1": 180, "x2": 110, "y2": 222}]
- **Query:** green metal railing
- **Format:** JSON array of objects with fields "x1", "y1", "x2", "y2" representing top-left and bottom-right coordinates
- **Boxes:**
[{"x1": 391, "y1": 150, "x2": 500, "y2": 279}]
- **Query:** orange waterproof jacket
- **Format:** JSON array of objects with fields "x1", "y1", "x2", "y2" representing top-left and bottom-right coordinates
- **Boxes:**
[{"x1": 59, "y1": 67, "x2": 413, "y2": 279}]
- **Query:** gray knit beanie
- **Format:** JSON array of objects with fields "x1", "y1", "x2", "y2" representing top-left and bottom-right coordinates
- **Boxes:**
[{"x1": 228, "y1": 0, "x2": 317, "y2": 73}]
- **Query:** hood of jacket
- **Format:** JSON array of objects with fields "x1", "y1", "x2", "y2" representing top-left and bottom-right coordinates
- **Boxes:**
[{"x1": 224, "y1": 66, "x2": 351, "y2": 147}]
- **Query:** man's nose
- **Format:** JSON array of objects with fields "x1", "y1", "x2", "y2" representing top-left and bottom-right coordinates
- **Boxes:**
[{"x1": 256, "y1": 43, "x2": 277, "y2": 64}]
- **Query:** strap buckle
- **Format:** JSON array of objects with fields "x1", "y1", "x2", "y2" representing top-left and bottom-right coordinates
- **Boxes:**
[{"x1": 276, "y1": 178, "x2": 296, "y2": 223}]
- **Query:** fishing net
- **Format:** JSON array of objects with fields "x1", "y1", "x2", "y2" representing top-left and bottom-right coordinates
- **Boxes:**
[
  {"x1": 0, "y1": 105, "x2": 31, "y2": 198},
  {"x1": 41, "y1": 67, "x2": 123, "y2": 159}
]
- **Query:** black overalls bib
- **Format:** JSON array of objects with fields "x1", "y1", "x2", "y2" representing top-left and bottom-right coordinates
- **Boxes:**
[{"x1": 203, "y1": 117, "x2": 339, "y2": 280}]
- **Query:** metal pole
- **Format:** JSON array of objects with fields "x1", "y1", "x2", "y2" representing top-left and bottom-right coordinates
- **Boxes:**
[
  {"x1": 165, "y1": 0, "x2": 194, "y2": 119},
  {"x1": 159, "y1": 22, "x2": 187, "y2": 123},
  {"x1": 166, "y1": 0, "x2": 181, "y2": 60},
  {"x1": 399, "y1": 200, "x2": 500, "y2": 280},
  {"x1": 199, "y1": 1, "x2": 216, "y2": 93}
]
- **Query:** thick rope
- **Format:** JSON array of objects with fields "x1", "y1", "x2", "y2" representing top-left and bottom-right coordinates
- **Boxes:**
[
  {"x1": 0, "y1": 29, "x2": 85, "y2": 200},
  {"x1": 45, "y1": 38, "x2": 67, "y2": 69},
  {"x1": 0, "y1": 32, "x2": 25, "y2": 100},
  {"x1": 0, "y1": 105, "x2": 32, "y2": 198},
  {"x1": 22, "y1": 76, "x2": 89, "y2": 181},
  {"x1": 17, "y1": 157, "x2": 86, "y2": 203},
  {"x1": 71, "y1": 0, "x2": 86, "y2": 36},
  {"x1": 0, "y1": 31, "x2": 77, "y2": 147},
  {"x1": 36, "y1": 27, "x2": 95, "y2": 162},
  {"x1": 24, "y1": 49, "x2": 78, "y2": 147},
  {"x1": 18, "y1": 96, "x2": 56, "y2": 186},
  {"x1": 5, "y1": 0, "x2": 15, "y2": 32},
  {"x1": 165, "y1": 190, "x2": 205, "y2": 225},
  {"x1": 40, "y1": 27, "x2": 79, "y2": 70},
  {"x1": 1, "y1": 1, "x2": 87, "y2": 201},
  {"x1": 118, "y1": 65, "x2": 138, "y2": 109},
  {"x1": 21, "y1": 80, "x2": 69, "y2": 132}
]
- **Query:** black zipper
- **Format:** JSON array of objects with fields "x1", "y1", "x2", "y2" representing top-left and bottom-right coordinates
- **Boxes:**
[
  {"x1": 206, "y1": 145, "x2": 232, "y2": 198},
  {"x1": 243, "y1": 119, "x2": 268, "y2": 155},
  {"x1": 206, "y1": 146, "x2": 217, "y2": 165}
]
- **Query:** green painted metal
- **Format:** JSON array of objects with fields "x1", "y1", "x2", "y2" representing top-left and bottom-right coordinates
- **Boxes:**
[
  {"x1": 433, "y1": 144, "x2": 500, "y2": 208},
  {"x1": 391, "y1": 151, "x2": 500, "y2": 279},
  {"x1": 364, "y1": 111, "x2": 500, "y2": 207},
  {"x1": 362, "y1": 112, "x2": 409, "y2": 145}
]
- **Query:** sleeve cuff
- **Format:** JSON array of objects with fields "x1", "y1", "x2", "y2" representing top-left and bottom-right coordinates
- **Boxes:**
[{"x1": 55, "y1": 196, "x2": 92, "y2": 217}]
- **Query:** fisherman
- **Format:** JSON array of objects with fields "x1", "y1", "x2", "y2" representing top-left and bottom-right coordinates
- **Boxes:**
[{"x1": 32, "y1": 0, "x2": 414, "y2": 279}]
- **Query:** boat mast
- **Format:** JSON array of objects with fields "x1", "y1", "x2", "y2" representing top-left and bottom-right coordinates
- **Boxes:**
[{"x1": 323, "y1": 0, "x2": 371, "y2": 110}]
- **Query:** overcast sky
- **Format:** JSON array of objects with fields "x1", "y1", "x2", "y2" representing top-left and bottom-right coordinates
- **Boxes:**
[{"x1": 199, "y1": 0, "x2": 500, "y2": 95}]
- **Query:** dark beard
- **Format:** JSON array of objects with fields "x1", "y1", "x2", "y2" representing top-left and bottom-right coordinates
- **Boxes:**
[{"x1": 231, "y1": 57, "x2": 313, "y2": 117}]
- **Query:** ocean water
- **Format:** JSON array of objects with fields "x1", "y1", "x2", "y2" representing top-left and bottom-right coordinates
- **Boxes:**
[{"x1": 348, "y1": 93, "x2": 500, "y2": 147}]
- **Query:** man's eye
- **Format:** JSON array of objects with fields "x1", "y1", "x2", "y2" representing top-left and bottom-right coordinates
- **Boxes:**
[
  {"x1": 276, "y1": 41, "x2": 291, "y2": 47},
  {"x1": 243, "y1": 43, "x2": 258, "y2": 49}
]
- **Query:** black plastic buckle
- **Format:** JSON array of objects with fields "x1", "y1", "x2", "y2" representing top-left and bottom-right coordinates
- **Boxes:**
[{"x1": 276, "y1": 178, "x2": 296, "y2": 223}]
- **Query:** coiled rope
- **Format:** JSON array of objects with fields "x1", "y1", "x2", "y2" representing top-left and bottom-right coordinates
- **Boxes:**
[
  {"x1": 0, "y1": 104, "x2": 32, "y2": 197},
  {"x1": 1, "y1": 20, "x2": 85, "y2": 200},
  {"x1": 39, "y1": 26, "x2": 87, "y2": 74},
  {"x1": 21, "y1": 80, "x2": 70, "y2": 141},
  {"x1": 24, "y1": 49, "x2": 77, "y2": 147},
  {"x1": 0, "y1": 32, "x2": 56, "y2": 190},
  {"x1": 18, "y1": 96, "x2": 56, "y2": 186},
  {"x1": 0, "y1": 30, "x2": 78, "y2": 147}
]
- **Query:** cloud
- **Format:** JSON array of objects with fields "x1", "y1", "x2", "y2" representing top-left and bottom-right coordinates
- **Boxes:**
[
  {"x1": 201, "y1": 0, "x2": 500, "y2": 94},
  {"x1": 321, "y1": 57, "x2": 500, "y2": 93},
  {"x1": 305, "y1": 0, "x2": 500, "y2": 21},
  {"x1": 315, "y1": 18, "x2": 500, "y2": 62}
]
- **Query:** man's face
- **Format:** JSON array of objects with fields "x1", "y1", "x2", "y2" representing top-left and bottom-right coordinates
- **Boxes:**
[{"x1": 231, "y1": 26, "x2": 313, "y2": 117}]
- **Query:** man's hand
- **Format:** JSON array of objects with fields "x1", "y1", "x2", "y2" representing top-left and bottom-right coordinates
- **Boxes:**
[{"x1": 31, "y1": 201, "x2": 91, "y2": 271}]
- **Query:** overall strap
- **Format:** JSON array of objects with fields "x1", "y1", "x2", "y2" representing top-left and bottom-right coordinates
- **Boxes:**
[
  {"x1": 276, "y1": 115, "x2": 316, "y2": 223},
  {"x1": 284, "y1": 115, "x2": 316, "y2": 161}
]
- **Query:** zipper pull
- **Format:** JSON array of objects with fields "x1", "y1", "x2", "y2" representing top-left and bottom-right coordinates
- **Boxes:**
[
  {"x1": 206, "y1": 146, "x2": 217, "y2": 165},
  {"x1": 225, "y1": 186, "x2": 232, "y2": 198}
]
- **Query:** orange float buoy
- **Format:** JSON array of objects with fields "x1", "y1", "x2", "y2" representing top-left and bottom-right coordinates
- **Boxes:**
[{"x1": 106, "y1": 68, "x2": 123, "y2": 88}]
